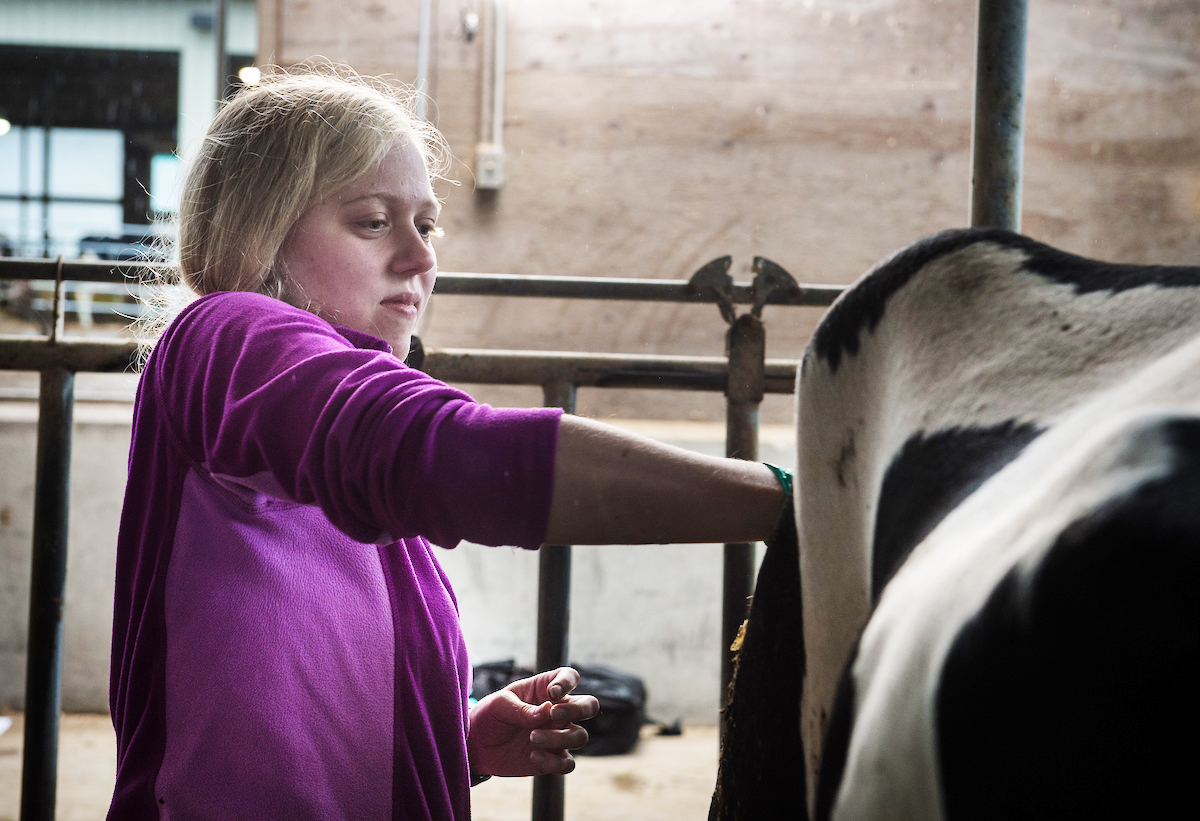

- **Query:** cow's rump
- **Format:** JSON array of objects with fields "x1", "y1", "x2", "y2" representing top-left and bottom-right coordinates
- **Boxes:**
[{"x1": 712, "y1": 228, "x2": 1200, "y2": 821}]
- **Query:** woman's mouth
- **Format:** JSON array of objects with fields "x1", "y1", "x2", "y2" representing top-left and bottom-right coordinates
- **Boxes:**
[{"x1": 382, "y1": 294, "x2": 420, "y2": 318}]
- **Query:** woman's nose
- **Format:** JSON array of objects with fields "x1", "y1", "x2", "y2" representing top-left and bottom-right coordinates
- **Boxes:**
[{"x1": 391, "y1": 228, "x2": 436, "y2": 277}]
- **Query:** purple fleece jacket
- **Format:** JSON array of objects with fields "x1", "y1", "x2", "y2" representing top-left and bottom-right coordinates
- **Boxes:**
[{"x1": 108, "y1": 291, "x2": 562, "y2": 820}]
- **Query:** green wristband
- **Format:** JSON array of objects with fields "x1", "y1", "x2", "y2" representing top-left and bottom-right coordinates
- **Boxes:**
[{"x1": 763, "y1": 462, "x2": 793, "y2": 497}]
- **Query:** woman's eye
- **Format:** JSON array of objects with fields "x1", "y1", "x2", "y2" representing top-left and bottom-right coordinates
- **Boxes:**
[
  {"x1": 359, "y1": 219, "x2": 388, "y2": 232},
  {"x1": 419, "y1": 224, "x2": 445, "y2": 241}
]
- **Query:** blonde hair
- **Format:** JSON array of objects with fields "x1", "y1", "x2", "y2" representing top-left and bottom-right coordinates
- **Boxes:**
[{"x1": 178, "y1": 61, "x2": 449, "y2": 299}]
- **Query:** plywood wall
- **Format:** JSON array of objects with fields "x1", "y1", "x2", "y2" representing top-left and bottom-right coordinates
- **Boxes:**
[{"x1": 258, "y1": 0, "x2": 1200, "y2": 421}]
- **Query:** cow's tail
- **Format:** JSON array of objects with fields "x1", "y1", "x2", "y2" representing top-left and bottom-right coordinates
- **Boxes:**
[{"x1": 709, "y1": 499, "x2": 809, "y2": 821}]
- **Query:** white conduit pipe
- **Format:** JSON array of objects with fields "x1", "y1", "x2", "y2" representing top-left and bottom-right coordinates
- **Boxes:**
[
  {"x1": 475, "y1": 0, "x2": 506, "y2": 189},
  {"x1": 415, "y1": 0, "x2": 432, "y2": 122},
  {"x1": 490, "y1": 0, "x2": 506, "y2": 147}
]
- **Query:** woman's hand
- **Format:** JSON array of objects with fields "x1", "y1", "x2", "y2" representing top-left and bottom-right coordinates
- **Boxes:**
[{"x1": 467, "y1": 667, "x2": 601, "y2": 778}]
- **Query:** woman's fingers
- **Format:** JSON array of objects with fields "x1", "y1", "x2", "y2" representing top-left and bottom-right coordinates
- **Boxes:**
[
  {"x1": 530, "y1": 724, "x2": 589, "y2": 751},
  {"x1": 545, "y1": 666, "x2": 580, "y2": 702},
  {"x1": 507, "y1": 666, "x2": 579, "y2": 704},
  {"x1": 530, "y1": 749, "x2": 577, "y2": 775},
  {"x1": 548, "y1": 694, "x2": 599, "y2": 725}
]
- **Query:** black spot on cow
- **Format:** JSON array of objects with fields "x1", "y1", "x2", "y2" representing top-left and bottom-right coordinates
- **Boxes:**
[
  {"x1": 936, "y1": 418, "x2": 1200, "y2": 820},
  {"x1": 1010, "y1": 234, "x2": 1200, "y2": 295},
  {"x1": 872, "y1": 421, "x2": 1043, "y2": 601},
  {"x1": 812, "y1": 228, "x2": 1000, "y2": 373},
  {"x1": 835, "y1": 431, "x2": 857, "y2": 488},
  {"x1": 811, "y1": 228, "x2": 1200, "y2": 374}
]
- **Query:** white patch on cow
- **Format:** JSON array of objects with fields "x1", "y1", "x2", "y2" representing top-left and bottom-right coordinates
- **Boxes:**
[{"x1": 796, "y1": 238, "x2": 1200, "y2": 813}]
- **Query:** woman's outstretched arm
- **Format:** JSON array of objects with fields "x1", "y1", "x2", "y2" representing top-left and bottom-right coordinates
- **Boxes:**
[{"x1": 544, "y1": 415, "x2": 788, "y2": 546}]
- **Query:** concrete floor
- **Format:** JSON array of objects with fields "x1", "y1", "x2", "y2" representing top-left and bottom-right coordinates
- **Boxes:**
[{"x1": 0, "y1": 713, "x2": 718, "y2": 820}]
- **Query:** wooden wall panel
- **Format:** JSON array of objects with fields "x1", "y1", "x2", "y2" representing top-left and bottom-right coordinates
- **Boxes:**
[{"x1": 262, "y1": 0, "x2": 1200, "y2": 421}]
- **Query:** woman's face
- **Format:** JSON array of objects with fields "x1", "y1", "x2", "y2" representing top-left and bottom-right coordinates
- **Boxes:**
[{"x1": 277, "y1": 139, "x2": 439, "y2": 360}]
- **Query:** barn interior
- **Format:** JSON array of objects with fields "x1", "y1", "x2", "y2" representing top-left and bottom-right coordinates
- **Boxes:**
[{"x1": 1, "y1": 1, "x2": 1197, "y2": 819}]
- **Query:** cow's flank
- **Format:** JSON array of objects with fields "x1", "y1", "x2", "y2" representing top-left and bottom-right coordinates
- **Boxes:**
[{"x1": 713, "y1": 228, "x2": 1200, "y2": 820}]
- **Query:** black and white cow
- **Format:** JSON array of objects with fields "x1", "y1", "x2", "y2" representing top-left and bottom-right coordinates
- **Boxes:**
[{"x1": 712, "y1": 227, "x2": 1200, "y2": 821}]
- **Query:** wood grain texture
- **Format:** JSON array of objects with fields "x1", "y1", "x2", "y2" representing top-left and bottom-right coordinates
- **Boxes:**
[{"x1": 266, "y1": 0, "x2": 1200, "y2": 421}]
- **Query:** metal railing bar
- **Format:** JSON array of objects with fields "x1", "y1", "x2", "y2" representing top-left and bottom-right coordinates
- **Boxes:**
[
  {"x1": 432, "y1": 273, "x2": 843, "y2": 308},
  {"x1": 0, "y1": 194, "x2": 123, "y2": 206},
  {"x1": 25, "y1": 281, "x2": 151, "y2": 296},
  {"x1": 0, "y1": 259, "x2": 170, "y2": 283},
  {"x1": 0, "y1": 258, "x2": 844, "y2": 307},
  {"x1": 0, "y1": 337, "x2": 139, "y2": 373},
  {"x1": 27, "y1": 300, "x2": 148, "y2": 319},
  {"x1": 0, "y1": 387, "x2": 135, "y2": 403},
  {"x1": 0, "y1": 336, "x2": 801, "y2": 393},
  {"x1": 421, "y1": 348, "x2": 799, "y2": 392}
]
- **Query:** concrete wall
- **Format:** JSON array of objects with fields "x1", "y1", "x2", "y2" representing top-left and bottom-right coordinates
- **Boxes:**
[
  {"x1": 1, "y1": 398, "x2": 131, "y2": 713},
  {"x1": 0, "y1": 394, "x2": 794, "y2": 723}
]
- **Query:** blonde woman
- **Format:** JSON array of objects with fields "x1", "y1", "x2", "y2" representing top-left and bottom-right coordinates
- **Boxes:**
[{"x1": 109, "y1": 63, "x2": 787, "y2": 819}]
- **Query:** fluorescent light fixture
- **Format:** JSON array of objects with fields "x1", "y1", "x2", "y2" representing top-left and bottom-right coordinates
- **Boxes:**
[{"x1": 238, "y1": 66, "x2": 261, "y2": 86}]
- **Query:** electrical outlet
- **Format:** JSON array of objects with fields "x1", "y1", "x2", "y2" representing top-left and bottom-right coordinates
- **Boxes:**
[{"x1": 475, "y1": 143, "x2": 505, "y2": 190}]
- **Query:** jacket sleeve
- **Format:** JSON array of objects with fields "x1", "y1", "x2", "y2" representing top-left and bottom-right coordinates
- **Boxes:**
[{"x1": 147, "y1": 291, "x2": 561, "y2": 549}]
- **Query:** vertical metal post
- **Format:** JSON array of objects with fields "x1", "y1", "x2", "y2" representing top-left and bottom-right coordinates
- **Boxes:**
[
  {"x1": 720, "y1": 314, "x2": 765, "y2": 734},
  {"x1": 415, "y1": 0, "x2": 432, "y2": 122},
  {"x1": 19, "y1": 366, "x2": 75, "y2": 821},
  {"x1": 532, "y1": 380, "x2": 575, "y2": 821},
  {"x1": 969, "y1": 0, "x2": 1029, "y2": 231},
  {"x1": 214, "y1": 0, "x2": 228, "y2": 102}
]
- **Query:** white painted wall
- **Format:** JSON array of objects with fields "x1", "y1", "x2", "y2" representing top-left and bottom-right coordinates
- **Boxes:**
[{"x1": 0, "y1": 392, "x2": 794, "y2": 725}]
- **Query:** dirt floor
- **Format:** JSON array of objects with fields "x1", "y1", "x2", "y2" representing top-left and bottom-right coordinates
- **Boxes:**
[{"x1": 0, "y1": 714, "x2": 718, "y2": 820}]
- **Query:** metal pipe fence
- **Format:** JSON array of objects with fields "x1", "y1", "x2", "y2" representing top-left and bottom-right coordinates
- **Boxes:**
[
  {"x1": 0, "y1": 255, "x2": 823, "y2": 821},
  {"x1": 0, "y1": 257, "x2": 844, "y2": 306}
]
